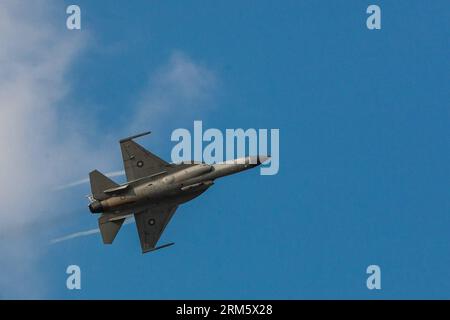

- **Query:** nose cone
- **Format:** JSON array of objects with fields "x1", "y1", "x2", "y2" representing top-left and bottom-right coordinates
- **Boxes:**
[
  {"x1": 257, "y1": 155, "x2": 271, "y2": 165},
  {"x1": 246, "y1": 155, "x2": 271, "y2": 167}
]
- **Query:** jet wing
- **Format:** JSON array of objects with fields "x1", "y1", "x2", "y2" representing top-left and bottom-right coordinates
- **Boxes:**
[
  {"x1": 120, "y1": 133, "x2": 169, "y2": 181},
  {"x1": 134, "y1": 205, "x2": 178, "y2": 253}
]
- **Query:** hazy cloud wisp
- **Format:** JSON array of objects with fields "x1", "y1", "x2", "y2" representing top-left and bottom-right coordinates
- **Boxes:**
[{"x1": 0, "y1": 2, "x2": 218, "y2": 298}]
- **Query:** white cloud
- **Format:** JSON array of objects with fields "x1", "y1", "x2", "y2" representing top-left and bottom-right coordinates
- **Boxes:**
[
  {"x1": 0, "y1": 2, "x2": 218, "y2": 298},
  {"x1": 132, "y1": 51, "x2": 217, "y2": 133},
  {"x1": 0, "y1": 0, "x2": 91, "y2": 298}
]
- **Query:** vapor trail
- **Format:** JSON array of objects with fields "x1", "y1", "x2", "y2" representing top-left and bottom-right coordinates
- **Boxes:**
[
  {"x1": 54, "y1": 170, "x2": 125, "y2": 190},
  {"x1": 50, "y1": 217, "x2": 135, "y2": 244}
]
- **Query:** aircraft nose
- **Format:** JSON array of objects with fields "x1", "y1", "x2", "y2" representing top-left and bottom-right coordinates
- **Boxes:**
[
  {"x1": 257, "y1": 155, "x2": 271, "y2": 165},
  {"x1": 246, "y1": 155, "x2": 271, "y2": 167}
]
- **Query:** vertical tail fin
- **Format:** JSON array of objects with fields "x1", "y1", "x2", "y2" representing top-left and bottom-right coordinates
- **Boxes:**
[{"x1": 89, "y1": 170, "x2": 118, "y2": 201}]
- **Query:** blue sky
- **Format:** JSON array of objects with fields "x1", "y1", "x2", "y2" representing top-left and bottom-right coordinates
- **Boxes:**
[{"x1": 0, "y1": 0, "x2": 449, "y2": 299}]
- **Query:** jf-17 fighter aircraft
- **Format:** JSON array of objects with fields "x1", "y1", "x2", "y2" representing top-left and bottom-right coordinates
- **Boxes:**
[{"x1": 88, "y1": 131, "x2": 270, "y2": 254}]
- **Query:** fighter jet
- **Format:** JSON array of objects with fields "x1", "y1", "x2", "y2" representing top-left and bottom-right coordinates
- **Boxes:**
[{"x1": 88, "y1": 131, "x2": 270, "y2": 253}]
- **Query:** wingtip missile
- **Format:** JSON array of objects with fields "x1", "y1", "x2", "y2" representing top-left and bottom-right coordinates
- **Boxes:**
[
  {"x1": 143, "y1": 242, "x2": 175, "y2": 254},
  {"x1": 119, "y1": 131, "x2": 152, "y2": 143}
]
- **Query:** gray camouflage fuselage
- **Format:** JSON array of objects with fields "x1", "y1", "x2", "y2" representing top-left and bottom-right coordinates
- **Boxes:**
[
  {"x1": 89, "y1": 156, "x2": 268, "y2": 215},
  {"x1": 88, "y1": 131, "x2": 270, "y2": 253}
]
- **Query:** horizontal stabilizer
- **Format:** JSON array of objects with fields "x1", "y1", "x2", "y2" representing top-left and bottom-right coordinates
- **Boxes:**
[{"x1": 98, "y1": 215, "x2": 125, "y2": 244}]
